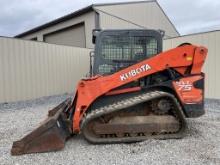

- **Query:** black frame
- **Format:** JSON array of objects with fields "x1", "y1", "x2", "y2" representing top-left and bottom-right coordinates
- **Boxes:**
[{"x1": 93, "y1": 29, "x2": 163, "y2": 75}]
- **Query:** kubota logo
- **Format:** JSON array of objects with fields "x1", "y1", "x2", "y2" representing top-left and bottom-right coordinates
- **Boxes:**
[{"x1": 120, "y1": 64, "x2": 151, "y2": 81}]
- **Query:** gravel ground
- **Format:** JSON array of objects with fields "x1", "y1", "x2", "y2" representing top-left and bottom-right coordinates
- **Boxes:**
[{"x1": 0, "y1": 96, "x2": 220, "y2": 165}]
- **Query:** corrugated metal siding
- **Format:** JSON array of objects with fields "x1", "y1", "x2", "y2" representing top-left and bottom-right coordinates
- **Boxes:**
[
  {"x1": 164, "y1": 31, "x2": 220, "y2": 99},
  {"x1": 94, "y1": 2, "x2": 179, "y2": 38},
  {"x1": 97, "y1": 12, "x2": 139, "y2": 29},
  {"x1": 0, "y1": 37, "x2": 90, "y2": 103}
]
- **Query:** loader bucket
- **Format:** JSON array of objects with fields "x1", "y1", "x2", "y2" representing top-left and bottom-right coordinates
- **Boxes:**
[{"x1": 11, "y1": 98, "x2": 72, "y2": 155}]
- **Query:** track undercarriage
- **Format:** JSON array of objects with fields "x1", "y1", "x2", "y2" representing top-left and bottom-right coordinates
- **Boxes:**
[{"x1": 81, "y1": 91, "x2": 187, "y2": 143}]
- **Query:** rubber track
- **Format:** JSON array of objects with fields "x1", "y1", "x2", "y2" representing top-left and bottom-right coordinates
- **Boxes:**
[{"x1": 81, "y1": 90, "x2": 187, "y2": 143}]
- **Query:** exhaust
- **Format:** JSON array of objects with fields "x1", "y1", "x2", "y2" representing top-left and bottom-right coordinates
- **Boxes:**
[{"x1": 11, "y1": 98, "x2": 73, "y2": 155}]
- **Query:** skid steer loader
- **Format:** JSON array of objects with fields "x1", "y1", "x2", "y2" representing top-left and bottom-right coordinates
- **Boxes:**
[{"x1": 11, "y1": 29, "x2": 207, "y2": 155}]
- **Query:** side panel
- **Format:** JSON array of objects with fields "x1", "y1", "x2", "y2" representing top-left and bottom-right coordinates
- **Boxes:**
[{"x1": 172, "y1": 75, "x2": 205, "y2": 117}]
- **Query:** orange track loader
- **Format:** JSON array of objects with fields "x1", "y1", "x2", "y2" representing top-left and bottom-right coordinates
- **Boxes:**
[{"x1": 11, "y1": 29, "x2": 207, "y2": 155}]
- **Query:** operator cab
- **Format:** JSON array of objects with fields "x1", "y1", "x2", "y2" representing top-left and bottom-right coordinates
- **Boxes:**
[{"x1": 92, "y1": 29, "x2": 163, "y2": 76}]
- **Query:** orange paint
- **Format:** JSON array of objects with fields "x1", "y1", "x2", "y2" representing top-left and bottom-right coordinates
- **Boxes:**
[
  {"x1": 172, "y1": 75, "x2": 203, "y2": 104},
  {"x1": 71, "y1": 45, "x2": 208, "y2": 132}
]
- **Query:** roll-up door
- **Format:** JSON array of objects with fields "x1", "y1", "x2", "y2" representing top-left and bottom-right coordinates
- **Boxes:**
[{"x1": 44, "y1": 23, "x2": 86, "y2": 47}]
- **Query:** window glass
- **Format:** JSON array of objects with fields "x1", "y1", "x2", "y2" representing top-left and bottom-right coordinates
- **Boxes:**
[{"x1": 99, "y1": 35, "x2": 158, "y2": 74}]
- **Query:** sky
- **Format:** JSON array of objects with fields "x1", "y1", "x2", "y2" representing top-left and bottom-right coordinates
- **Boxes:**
[{"x1": 0, "y1": 0, "x2": 219, "y2": 37}]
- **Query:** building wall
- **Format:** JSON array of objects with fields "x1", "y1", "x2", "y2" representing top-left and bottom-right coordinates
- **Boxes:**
[
  {"x1": 164, "y1": 31, "x2": 220, "y2": 99},
  {"x1": 44, "y1": 23, "x2": 86, "y2": 47},
  {"x1": 94, "y1": 1, "x2": 179, "y2": 38},
  {"x1": 97, "y1": 11, "x2": 138, "y2": 29},
  {"x1": 0, "y1": 37, "x2": 90, "y2": 103},
  {"x1": 21, "y1": 11, "x2": 96, "y2": 48}
]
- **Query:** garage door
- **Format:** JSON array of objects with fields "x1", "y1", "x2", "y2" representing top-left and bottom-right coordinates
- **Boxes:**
[{"x1": 44, "y1": 23, "x2": 86, "y2": 47}]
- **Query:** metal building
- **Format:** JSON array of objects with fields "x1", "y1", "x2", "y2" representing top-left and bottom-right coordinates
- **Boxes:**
[{"x1": 15, "y1": 0, "x2": 179, "y2": 48}]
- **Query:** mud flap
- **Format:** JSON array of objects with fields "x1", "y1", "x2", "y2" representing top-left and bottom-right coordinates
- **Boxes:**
[{"x1": 11, "y1": 98, "x2": 72, "y2": 155}]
